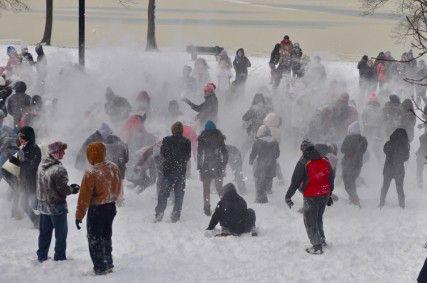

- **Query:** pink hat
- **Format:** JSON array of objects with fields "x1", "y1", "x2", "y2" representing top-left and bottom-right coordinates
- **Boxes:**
[
  {"x1": 204, "y1": 82, "x2": 216, "y2": 97},
  {"x1": 368, "y1": 92, "x2": 378, "y2": 102}
]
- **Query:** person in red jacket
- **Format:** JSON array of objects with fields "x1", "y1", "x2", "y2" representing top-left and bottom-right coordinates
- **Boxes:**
[{"x1": 285, "y1": 140, "x2": 334, "y2": 255}]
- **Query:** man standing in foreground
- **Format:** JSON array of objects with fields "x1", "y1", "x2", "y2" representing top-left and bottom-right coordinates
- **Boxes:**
[
  {"x1": 285, "y1": 140, "x2": 334, "y2": 255},
  {"x1": 36, "y1": 141, "x2": 80, "y2": 262},
  {"x1": 75, "y1": 142, "x2": 122, "y2": 275}
]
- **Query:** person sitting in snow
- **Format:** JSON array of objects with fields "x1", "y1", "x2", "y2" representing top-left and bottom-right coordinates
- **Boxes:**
[{"x1": 206, "y1": 183, "x2": 256, "y2": 236}]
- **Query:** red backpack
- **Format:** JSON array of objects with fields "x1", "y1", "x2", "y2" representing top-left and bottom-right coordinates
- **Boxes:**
[{"x1": 303, "y1": 158, "x2": 331, "y2": 197}]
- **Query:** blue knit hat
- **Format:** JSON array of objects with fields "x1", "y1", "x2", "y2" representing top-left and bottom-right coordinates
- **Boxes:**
[{"x1": 205, "y1": 120, "x2": 216, "y2": 131}]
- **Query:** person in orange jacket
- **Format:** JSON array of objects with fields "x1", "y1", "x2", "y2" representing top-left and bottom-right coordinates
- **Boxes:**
[{"x1": 75, "y1": 142, "x2": 122, "y2": 275}]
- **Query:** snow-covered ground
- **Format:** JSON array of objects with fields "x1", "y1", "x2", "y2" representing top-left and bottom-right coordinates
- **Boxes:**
[{"x1": 0, "y1": 46, "x2": 426, "y2": 282}]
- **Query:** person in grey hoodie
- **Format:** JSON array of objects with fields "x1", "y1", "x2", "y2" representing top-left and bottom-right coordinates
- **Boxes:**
[
  {"x1": 36, "y1": 141, "x2": 80, "y2": 262},
  {"x1": 249, "y1": 125, "x2": 280, "y2": 203},
  {"x1": 341, "y1": 121, "x2": 368, "y2": 207}
]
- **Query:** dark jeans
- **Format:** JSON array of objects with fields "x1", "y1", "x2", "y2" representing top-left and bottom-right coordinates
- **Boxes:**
[
  {"x1": 255, "y1": 177, "x2": 273, "y2": 203},
  {"x1": 37, "y1": 213, "x2": 68, "y2": 261},
  {"x1": 87, "y1": 202, "x2": 116, "y2": 272},
  {"x1": 155, "y1": 173, "x2": 186, "y2": 218},
  {"x1": 380, "y1": 172, "x2": 405, "y2": 208},
  {"x1": 342, "y1": 167, "x2": 361, "y2": 206},
  {"x1": 202, "y1": 177, "x2": 223, "y2": 210},
  {"x1": 303, "y1": 196, "x2": 329, "y2": 246}
]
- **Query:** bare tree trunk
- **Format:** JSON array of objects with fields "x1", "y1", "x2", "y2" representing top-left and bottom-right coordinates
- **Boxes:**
[
  {"x1": 40, "y1": 0, "x2": 53, "y2": 45},
  {"x1": 146, "y1": 0, "x2": 158, "y2": 51}
]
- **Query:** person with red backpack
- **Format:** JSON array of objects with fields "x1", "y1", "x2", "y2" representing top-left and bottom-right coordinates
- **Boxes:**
[{"x1": 285, "y1": 140, "x2": 334, "y2": 255}]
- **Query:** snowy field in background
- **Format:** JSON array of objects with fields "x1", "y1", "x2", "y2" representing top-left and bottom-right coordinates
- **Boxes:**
[{"x1": 0, "y1": 46, "x2": 426, "y2": 282}]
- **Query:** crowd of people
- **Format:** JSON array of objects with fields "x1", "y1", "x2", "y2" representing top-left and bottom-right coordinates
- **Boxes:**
[{"x1": 0, "y1": 34, "x2": 426, "y2": 276}]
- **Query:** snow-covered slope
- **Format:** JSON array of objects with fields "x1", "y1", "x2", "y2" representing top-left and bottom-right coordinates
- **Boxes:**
[{"x1": 0, "y1": 46, "x2": 425, "y2": 282}]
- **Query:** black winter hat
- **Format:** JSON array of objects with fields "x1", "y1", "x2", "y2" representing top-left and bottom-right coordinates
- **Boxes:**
[
  {"x1": 13, "y1": 81, "x2": 27, "y2": 93},
  {"x1": 389, "y1": 95, "x2": 401, "y2": 105},
  {"x1": 18, "y1": 126, "x2": 35, "y2": 143},
  {"x1": 300, "y1": 140, "x2": 314, "y2": 152}
]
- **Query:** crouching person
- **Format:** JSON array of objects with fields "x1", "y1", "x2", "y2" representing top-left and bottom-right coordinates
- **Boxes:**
[
  {"x1": 75, "y1": 142, "x2": 122, "y2": 275},
  {"x1": 36, "y1": 142, "x2": 80, "y2": 262},
  {"x1": 206, "y1": 183, "x2": 256, "y2": 236}
]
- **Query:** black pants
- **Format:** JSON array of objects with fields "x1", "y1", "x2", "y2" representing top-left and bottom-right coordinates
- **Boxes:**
[
  {"x1": 155, "y1": 173, "x2": 185, "y2": 218},
  {"x1": 342, "y1": 167, "x2": 361, "y2": 206},
  {"x1": 380, "y1": 171, "x2": 405, "y2": 208},
  {"x1": 255, "y1": 177, "x2": 273, "y2": 203},
  {"x1": 87, "y1": 202, "x2": 116, "y2": 272},
  {"x1": 223, "y1": 208, "x2": 256, "y2": 235},
  {"x1": 303, "y1": 196, "x2": 329, "y2": 247}
]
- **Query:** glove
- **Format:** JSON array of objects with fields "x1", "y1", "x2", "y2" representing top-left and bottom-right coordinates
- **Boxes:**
[
  {"x1": 70, "y1": 184, "x2": 80, "y2": 194},
  {"x1": 75, "y1": 219, "x2": 82, "y2": 230},
  {"x1": 285, "y1": 198, "x2": 294, "y2": 209},
  {"x1": 327, "y1": 197, "x2": 333, "y2": 206}
]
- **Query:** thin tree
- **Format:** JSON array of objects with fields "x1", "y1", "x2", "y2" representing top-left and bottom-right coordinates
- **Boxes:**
[
  {"x1": 146, "y1": 0, "x2": 158, "y2": 51},
  {"x1": 40, "y1": 0, "x2": 53, "y2": 45}
]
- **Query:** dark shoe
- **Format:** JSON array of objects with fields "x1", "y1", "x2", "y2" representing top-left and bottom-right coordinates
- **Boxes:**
[
  {"x1": 204, "y1": 206, "x2": 211, "y2": 216},
  {"x1": 94, "y1": 267, "x2": 113, "y2": 275},
  {"x1": 153, "y1": 212, "x2": 164, "y2": 223},
  {"x1": 306, "y1": 245, "x2": 323, "y2": 255},
  {"x1": 170, "y1": 212, "x2": 180, "y2": 223}
]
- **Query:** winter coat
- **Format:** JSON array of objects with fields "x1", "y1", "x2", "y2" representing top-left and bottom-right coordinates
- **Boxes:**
[
  {"x1": 233, "y1": 49, "x2": 251, "y2": 77},
  {"x1": 400, "y1": 100, "x2": 416, "y2": 142},
  {"x1": 36, "y1": 157, "x2": 74, "y2": 214},
  {"x1": 160, "y1": 133, "x2": 191, "y2": 177},
  {"x1": 341, "y1": 134, "x2": 368, "y2": 171},
  {"x1": 0, "y1": 85, "x2": 12, "y2": 114},
  {"x1": 75, "y1": 131, "x2": 105, "y2": 171},
  {"x1": 383, "y1": 129, "x2": 410, "y2": 176},
  {"x1": 357, "y1": 58, "x2": 371, "y2": 80},
  {"x1": 263, "y1": 112, "x2": 282, "y2": 142},
  {"x1": 76, "y1": 142, "x2": 122, "y2": 220},
  {"x1": 197, "y1": 129, "x2": 228, "y2": 179},
  {"x1": 187, "y1": 93, "x2": 218, "y2": 126},
  {"x1": 226, "y1": 145, "x2": 243, "y2": 169},
  {"x1": 105, "y1": 135, "x2": 129, "y2": 180},
  {"x1": 207, "y1": 185, "x2": 250, "y2": 235},
  {"x1": 21, "y1": 52, "x2": 34, "y2": 65},
  {"x1": 6, "y1": 91, "x2": 31, "y2": 124},
  {"x1": 269, "y1": 44, "x2": 281, "y2": 67},
  {"x1": 9, "y1": 127, "x2": 41, "y2": 194},
  {"x1": 249, "y1": 135, "x2": 280, "y2": 179},
  {"x1": 383, "y1": 101, "x2": 403, "y2": 137},
  {"x1": 105, "y1": 95, "x2": 132, "y2": 123},
  {"x1": 362, "y1": 101, "x2": 382, "y2": 132},
  {"x1": 286, "y1": 147, "x2": 334, "y2": 199},
  {"x1": 242, "y1": 100, "x2": 270, "y2": 138}
]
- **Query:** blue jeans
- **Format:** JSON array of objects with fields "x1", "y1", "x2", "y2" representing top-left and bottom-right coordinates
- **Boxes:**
[{"x1": 37, "y1": 213, "x2": 68, "y2": 261}]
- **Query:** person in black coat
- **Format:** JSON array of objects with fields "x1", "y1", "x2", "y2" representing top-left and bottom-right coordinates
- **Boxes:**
[
  {"x1": 197, "y1": 120, "x2": 228, "y2": 216},
  {"x1": 269, "y1": 44, "x2": 281, "y2": 85},
  {"x1": 357, "y1": 55, "x2": 370, "y2": 94},
  {"x1": 9, "y1": 126, "x2": 41, "y2": 227},
  {"x1": 75, "y1": 123, "x2": 113, "y2": 171},
  {"x1": 206, "y1": 183, "x2": 256, "y2": 236},
  {"x1": 6, "y1": 81, "x2": 32, "y2": 128},
  {"x1": 183, "y1": 82, "x2": 218, "y2": 127},
  {"x1": 104, "y1": 87, "x2": 132, "y2": 123},
  {"x1": 249, "y1": 125, "x2": 280, "y2": 203},
  {"x1": 233, "y1": 48, "x2": 251, "y2": 89},
  {"x1": 341, "y1": 122, "x2": 368, "y2": 207},
  {"x1": 379, "y1": 128, "x2": 410, "y2": 208},
  {"x1": 155, "y1": 122, "x2": 191, "y2": 223},
  {"x1": 104, "y1": 134, "x2": 129, "y2": 180}
]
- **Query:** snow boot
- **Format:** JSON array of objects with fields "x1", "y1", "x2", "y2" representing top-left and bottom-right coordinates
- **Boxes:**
[
  {"x1": 204, "y1": 205, "x2": 211, "y2": 216},
  {"x1": 170, "y1": 212, "x2": 180, "y2": 223},
  {"x1": 153, "y1": 212, "x2": 164, "y2": 223},
  {"x1": 305, "y1": 245, "x2": 323, "y2": 255}
]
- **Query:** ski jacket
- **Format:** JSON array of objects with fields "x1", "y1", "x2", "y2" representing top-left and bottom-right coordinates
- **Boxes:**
[
  {"x1": 161, "y1": 133, "x2": 191, "y2": 177},
  {"x1": 187, "y1": 93, "x2": 218, "y2": 126},
  {"x1": 76, "y1": 142, "x2": 122, "y2": 220},
  {"x1": 341, "y1": 134, "x2": 368, "y2": 171},
  {"x1": 197, "y1": 129, "x2": 228, "y2": 179},
  {"x1": 286, "y1": 148, "x2": 334, "y2": 199}
]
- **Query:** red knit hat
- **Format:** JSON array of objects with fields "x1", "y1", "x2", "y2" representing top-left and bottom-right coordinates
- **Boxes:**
[
  {"x1": 137, "y1": 91, "x2": 151, "y2": 102},
  {"x1": 368, "y1": 92, "x2": 378, "y2": 102}
]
